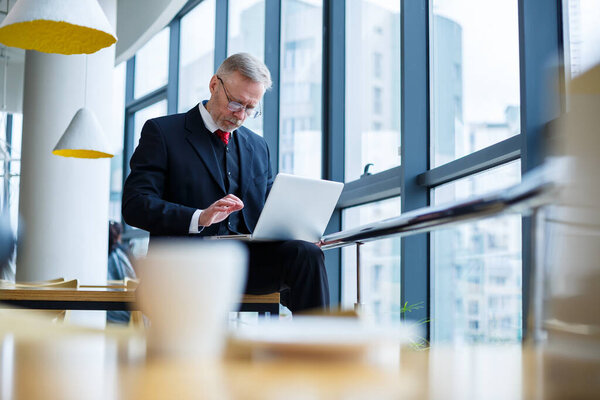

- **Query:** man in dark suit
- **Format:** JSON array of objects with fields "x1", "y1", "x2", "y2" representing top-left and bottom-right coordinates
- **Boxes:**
[{"x1": 122, "y1": 53, "x2": 329, "y2": 312}]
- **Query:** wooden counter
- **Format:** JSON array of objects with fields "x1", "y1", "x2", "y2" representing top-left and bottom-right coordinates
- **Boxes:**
[{"x1": 0, "y1": 313, "x2": 598, "y2": 400}]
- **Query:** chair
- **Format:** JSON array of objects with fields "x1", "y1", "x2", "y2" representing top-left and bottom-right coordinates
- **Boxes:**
[
  {"x1": 15, "y1": 278, "x2": 78, "y2": 289},
  {"x1": 12, "y1": 278, "x2": 79, "y2": 322},
  {"x1": 82, "y1": 278, "x2": 144, "y2": 330},
  {"x1": 122, "y1": 278, "x2": 144, "y2": 329},
  {"x1": 239, "y1": 292, "x2": 280, "y2": 316}
]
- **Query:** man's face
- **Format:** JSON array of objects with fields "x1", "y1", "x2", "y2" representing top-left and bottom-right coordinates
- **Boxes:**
[{"x1": 207, "y1": 71, "x2": 265, "y2": 132}]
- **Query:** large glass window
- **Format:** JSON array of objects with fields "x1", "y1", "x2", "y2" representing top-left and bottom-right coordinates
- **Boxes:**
[
  {"x1": 133, "y1": 100, "x2": 168, "y2": 149},
  {"x1": 0, "y1": 113, "x2": 22, "y2": 238},
  {"x1": 9, "y1": 114, "x2": 22, "y2": 236},
  {"x1": 345, "y1": 0, "x2": 401, "y2": 182},
  {"x1": 109, "y1": 62, "x2": 126, "y2": 222},
  {"x1": 278, "y1": 0, "x2": 323, "y2": 178},
  {"x1": 342, "y1": 197, "x2": 401, "y2": 322},
  {"x1": 0, "y1": 114, "x2": 8, "y2": 212},
  {"x1": 134, "y1": 28, "x2": 170, "y2": 99},
  {"x1": 430, "y1": 0, "x2": 520, "y2": 167},
  {"x1": 0, "y1": 113, "x2": 21, "y2": 278},
  {"x1": 178, "y1": 0, "x2": 216, "y2": 112},
  {"x1": 228, "y1": 0, "x2": 266, "y2": 136},
  {"x1": 432, "y1": 161, "x2": 522, "y2": 343},
  {"x1": 564, "y1": 0, "x2": 600, "y2": 77}
]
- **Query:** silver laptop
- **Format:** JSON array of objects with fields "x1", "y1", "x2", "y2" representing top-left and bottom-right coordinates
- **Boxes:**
[{"x1": 218, "y1": 173, "x2": 344, "y2": 242}]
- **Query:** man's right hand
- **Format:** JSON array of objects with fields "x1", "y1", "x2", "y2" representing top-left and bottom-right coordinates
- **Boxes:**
[{"x1": 198, "y1": 194, "x2": 244, "y2": 227}]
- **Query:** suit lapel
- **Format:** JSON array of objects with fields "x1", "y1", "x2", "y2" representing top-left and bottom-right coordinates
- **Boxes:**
[
  {"x1": 235, "y1": 128, "x2": 255, "y2": 199},
  {"x1": 184, "y1": 106, "x2": 226, "y2": 194}
]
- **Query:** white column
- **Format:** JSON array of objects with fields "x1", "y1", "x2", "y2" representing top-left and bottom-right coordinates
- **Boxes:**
[{"x1": 16, "y1": 0, "x2": 117, "y2": 285}]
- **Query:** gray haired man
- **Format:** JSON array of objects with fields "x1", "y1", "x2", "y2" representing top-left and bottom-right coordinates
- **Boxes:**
[{"x1": 123, "y1": 53, "x2": 330, "y2": 312}]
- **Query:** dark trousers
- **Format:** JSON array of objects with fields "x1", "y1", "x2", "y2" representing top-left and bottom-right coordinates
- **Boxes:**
[{"x1": 243, "y1": 240, "x2": 330, "y2": 313}]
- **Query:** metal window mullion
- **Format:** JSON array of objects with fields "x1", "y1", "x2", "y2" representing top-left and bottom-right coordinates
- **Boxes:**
[
  {"x1": 214, "y1": 0, "x2": 228, "y2": 70},
  {"x1": 125, "y1": 87, "x2": 168, "y2": 114},
  {"x1": 518, "y1": 0, "x2": 564, "y2": 340},
  {"x1": 401, "y1": 0, "x2": 430, "y2": 334},
  {"x1": 264, "y1": 0, "x2": 281, "y2": 174},
  {"x1": 167, "y1": 18, "x2": 181, "y2": 115},
  {"x1": 417, "y1": 135, "x2": 522, "y2": 188},
  {"x1": 338, "y1": 166, "x2": 401, "y2": 209},
  {"x1": 322, "y1": 0, "x2": 345, "y2": 304},
  {"x1": 177, "y1": 0, "x2": 205, "y2": 19},
  {"x1": 122, "y1": 58, "x2": 136, "y2": 205}
]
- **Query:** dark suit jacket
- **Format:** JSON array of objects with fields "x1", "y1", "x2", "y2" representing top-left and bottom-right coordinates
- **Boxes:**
[{"x1": 122, "y1": 104, "x2": 273, "y2": 237}]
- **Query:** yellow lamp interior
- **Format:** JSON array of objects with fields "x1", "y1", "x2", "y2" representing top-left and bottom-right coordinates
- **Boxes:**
[
  {"x1": 0, "y1": 20, "x2": 116, "y2": 55},
  {"x1": 52, "y1": 149, "x2": 114, "y2": 159}
]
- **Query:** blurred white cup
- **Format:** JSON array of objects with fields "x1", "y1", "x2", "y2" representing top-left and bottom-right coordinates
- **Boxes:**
[{"x1": 136, "y1": 239, "x2": 248, "y2": 359}]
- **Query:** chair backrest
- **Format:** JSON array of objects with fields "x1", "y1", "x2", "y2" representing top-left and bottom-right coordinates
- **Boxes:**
[
  {"x1": 124, "y1": 277, "x2": 139, "y2": 290},
  {"x1": 15, "y1": 279, "x2": 78, "y2": 289},
  {"x1": 9, "y1": 278, "x2": 77, "y2": 323}
]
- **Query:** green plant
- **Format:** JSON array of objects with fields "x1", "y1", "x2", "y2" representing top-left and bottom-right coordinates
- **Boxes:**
[{"x1": 400, "y1": 301, "x2": 430, "y2": 350}]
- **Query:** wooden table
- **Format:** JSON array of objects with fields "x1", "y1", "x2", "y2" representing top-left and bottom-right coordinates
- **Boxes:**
[
  {"x1": 0, "y1": 283, "x2": 279, "y2": 314},
  {"x1": 0, "y1": 314, "x2": 598, "y2": 400},
  {"x1": 0, "y1": 284, "x2": 136, "y2": 310}
]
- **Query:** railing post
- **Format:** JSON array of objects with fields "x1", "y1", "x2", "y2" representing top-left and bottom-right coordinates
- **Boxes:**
[{"x1": 354, "y1": 242, "x2": 364, "y2": 313}]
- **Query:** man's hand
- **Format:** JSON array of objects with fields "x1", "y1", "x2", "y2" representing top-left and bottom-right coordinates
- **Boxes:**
[{"x1": 199, "y1": 194, "x2": 244, "y2": 227}]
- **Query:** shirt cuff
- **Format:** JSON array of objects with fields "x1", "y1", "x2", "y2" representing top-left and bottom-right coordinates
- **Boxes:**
[{"x1": 189, "y1": 209, "x2": 204, "y2": 234}]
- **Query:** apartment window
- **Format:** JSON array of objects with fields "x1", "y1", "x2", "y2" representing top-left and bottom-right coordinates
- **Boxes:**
[
  {"x1": 373, "y1": 87, "x2": 382, "y2": 115},
  {"x1": 468, "y1": 300, "x2": 479, "y2": 315},
  {"x1": 278, "y1": 0, "x2": 322, "y2": 178},
  {"x1": 134, "y1": 28, "x2": 169, "y2": 99},
  {"x1": 373, "y1": 52, "x2": 383, "y2": 78},
  {"x1": 489, "y1": 296, "x2": 499, "y2": 309},
  {"x1": 178, "y1": 0, "x2": 216, "y2": 113},
  {"x1": 431, "y1": 0, "x2": 520, "y2": 167}
]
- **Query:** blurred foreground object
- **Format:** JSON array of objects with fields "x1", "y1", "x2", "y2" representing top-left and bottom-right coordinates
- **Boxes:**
[
  {"x1": 229, "y1": 315, "x2": 419, "y2": 361},
  {"x1": 136, "y1": 240, "x2": 247, "y2": 359},
  {"x1": 542, "y1": 64, "x2": 600, "y2": 358},
  {"x1": 0, "y1": 0, "x2": 117, "y2": 55}
]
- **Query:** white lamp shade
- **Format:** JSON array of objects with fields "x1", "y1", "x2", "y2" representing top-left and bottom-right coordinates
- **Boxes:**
[
  {"x1": 0, "y1": 0, "x2": 117, "y2": 55},
  {"x1": 53, "y1": 107, "x2": 114, "y2": 159}
]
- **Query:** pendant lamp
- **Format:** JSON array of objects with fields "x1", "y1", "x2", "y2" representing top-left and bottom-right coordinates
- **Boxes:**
[
  {"x1": 53, "y1": 56, "x2": 114, "y2": 159},
  {"x1": 52, "y1": 107, "x2": 113, "y2": 159},
  {"x1": 0, "y1": 0, "x2": 117, "y2": 55}
]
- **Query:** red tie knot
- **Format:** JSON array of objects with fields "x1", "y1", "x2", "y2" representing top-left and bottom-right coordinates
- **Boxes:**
[{"x1": 216, "y1": 129, "x2": 230, "y2": 145}]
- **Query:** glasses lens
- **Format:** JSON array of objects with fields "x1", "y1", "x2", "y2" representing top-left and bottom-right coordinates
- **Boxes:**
[{"x1": 227, "y1": 101, "x2": 244, "y2": 112}]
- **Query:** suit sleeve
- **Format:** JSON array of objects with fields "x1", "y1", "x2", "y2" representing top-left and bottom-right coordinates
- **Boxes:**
[{"x1": 122, "y1": 119, "x2": 197, "y2": 235}]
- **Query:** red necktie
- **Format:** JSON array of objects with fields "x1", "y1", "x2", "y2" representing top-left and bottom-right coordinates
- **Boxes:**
[{"x1": 215, "y1": 129, "x2": 230, "y2": 145}]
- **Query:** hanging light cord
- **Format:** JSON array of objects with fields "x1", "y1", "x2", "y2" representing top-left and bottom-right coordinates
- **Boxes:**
[
  {"x1": 1, "y1": 46, "x2": 7, "y2": 111},
  {"x1": 83, "y1": 55, "x2": 88, "y2": 108}
]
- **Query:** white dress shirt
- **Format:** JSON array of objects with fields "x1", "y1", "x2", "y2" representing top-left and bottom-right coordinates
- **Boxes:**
[{"x1": 188, "y1": 102, "x2": 229, "y2": 233}]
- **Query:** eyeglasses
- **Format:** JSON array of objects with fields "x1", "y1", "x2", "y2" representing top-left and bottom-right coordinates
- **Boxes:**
[{"x1": 217, "y1": 76, "x2": 261, "y2": 119}]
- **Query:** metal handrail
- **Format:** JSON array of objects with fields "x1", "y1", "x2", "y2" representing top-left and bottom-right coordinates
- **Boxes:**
[{"x1": 320, "y1": 163, "x2": 561, "y2": 251}]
